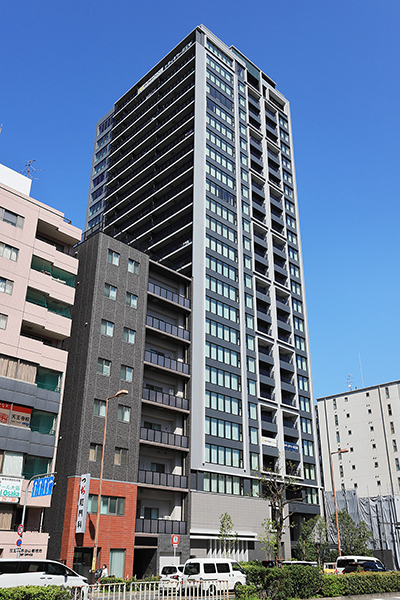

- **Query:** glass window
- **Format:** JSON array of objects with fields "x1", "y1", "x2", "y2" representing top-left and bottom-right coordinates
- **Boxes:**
[
  {"x1": 123, "y1": 328, "x2": 135, "y2": 344},
  {"x1": 0, "y1": 243, "x2": 18, "y2": 262},
  {"x1": 0, "y1": 208, "x2": 24, "y2": 228},
  {"x1": 248, "y1": 403, "x2": 257, "y2": 420},
  {"x1": 114, "y1": 447, "x2": 127, "y2": 465},
  {"x1": 249, "y1": 427, "x2": 258, "y2": 445},
  {"x1": 393, "y1": 440, "x2": 398, "y2": 452},
  {"x1": 93, "y1": 399, "x2": 106, "y2": 417},
  {"x1": 118, "y1": 405, "x2": 130, "y2": 422},
  {"x1": 0, "y1": 314, "x2": 7, "y2": 330},
  {"x1": 0, "y1": 277, "x2": 13, "y2": 295},
  {"x1": 295, "y1": 336, "x2": 305, "y2": 351},
  {"x1": 101, "y1": 319, "x2": 114, "y2": 337},
  {"x1": 128, "y1": 259, "x2": 139, "y2": 274},
  {"x1": 126, "y1": 292, "x2": 137, "y2": 308},
  {"x1": 121, "y1": 365, "x2": 133, "y2": 382},
  {"x1": 104, "y1": 284, "x2": 117, "y2": 300},
  {"x1": 300, "y1": 396, "x2": 310, "y2": 412},
  {"x1": 107, "y1": 250, "x2": 119, "y2": 265},
  {"x1": 89, "y1": 443, "x2": 102, "y2": 461},
  {"x1": 97, "y1": 358, "x2": 111, "y2": 376},
  {"x1": 297, "y1": 355, "x2": 307, "y2": 371}
]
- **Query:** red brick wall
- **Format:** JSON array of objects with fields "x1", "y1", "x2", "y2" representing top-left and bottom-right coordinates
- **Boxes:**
[{"x1": 60, "y1": 477, "x2": 137, "y2": 577}]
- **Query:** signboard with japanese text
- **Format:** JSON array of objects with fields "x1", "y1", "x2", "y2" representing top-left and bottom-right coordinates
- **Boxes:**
[
  {"x1": 75, "y1": 473, "x2": 90, "y2": 534},
  {"x1": 0, "y1": 402, "x2": 11, "y2": 424},
  {"x1": 10, "y1": 405, "x2": 31, "y2": 428},
  {"x1": 0, "y1": 477, "x2": 22, "y2": 503},
  {"x1": 0, "y1": 403, "x2": 31, "y2": 428}
]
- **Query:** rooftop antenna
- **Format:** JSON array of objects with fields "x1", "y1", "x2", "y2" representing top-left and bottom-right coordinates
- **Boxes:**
[
  {"x1": 346, "y1": 375, "x2": 353, "y2": 391},
  {"x1": 358, "y1": 353, "x2": 365, "y2": 388},
  {"x1": 21, "y1": 160, "x2": 42, "y2": 180}
]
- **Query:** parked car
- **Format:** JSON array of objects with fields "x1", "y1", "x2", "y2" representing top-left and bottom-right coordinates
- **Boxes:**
[
  {"x1": 323, "y1": 562, "x2": 335, "y2": 574},
  {"x1": 335, "y1": 555, "x2": 386, "y2": 574},
  {"x1": 342, "y1": 560, "x2": 388, "y2": 574},
  {"x1": 159, "y1": 564, "x2": 185, "y2": 589},
  {"x1": 0, "y1": 559, "x2": 88, "y2": 594},
  {"x1": 181, "y1": 558, "x2": 246, "y2": 592}
]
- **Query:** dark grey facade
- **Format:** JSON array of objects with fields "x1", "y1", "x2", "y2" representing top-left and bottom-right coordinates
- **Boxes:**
[{"x1": 47, "y1": 232, "x2": 191, "y2": 577}]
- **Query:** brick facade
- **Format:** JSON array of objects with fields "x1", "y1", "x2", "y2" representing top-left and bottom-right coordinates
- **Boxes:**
[{"x1": 60, "y1": 476, "x2": 137, "y2": 577}]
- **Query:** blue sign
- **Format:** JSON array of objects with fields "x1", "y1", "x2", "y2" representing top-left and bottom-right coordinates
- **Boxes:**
[{"x1": 31, "y1": 476, "x2": 54, "y2": 498}]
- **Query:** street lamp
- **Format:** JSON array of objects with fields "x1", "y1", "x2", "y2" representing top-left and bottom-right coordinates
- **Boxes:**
[
  {"x1": 91, "y1": 389, "x2": 129, "y2": 577},
  {"x1": 330, "y1": 448, "x2": 349, "y2": 556}
]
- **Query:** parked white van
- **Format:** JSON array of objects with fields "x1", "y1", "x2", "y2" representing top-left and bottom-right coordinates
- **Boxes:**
[
  {"x1": 181, "y1": 558, "x2": 246, "y2": 592},
  {"x1": 0, "y1": 559, "x2": 88, "y2": 594},
  {"x1": 335, "y1": 555, "x2": 384, "y2": 574}
]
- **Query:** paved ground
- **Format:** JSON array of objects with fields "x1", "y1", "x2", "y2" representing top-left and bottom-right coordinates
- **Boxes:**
[{"x1": 310, "y1": 595, "x2": 400, "y2": 600}]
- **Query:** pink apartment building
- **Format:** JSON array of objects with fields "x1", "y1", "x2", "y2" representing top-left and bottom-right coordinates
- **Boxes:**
[{"x1": 0, "y1": 164, "x2": 81, "y2": 557}]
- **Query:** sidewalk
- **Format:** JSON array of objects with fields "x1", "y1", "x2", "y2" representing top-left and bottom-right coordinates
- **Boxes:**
[{"x1": 310, "y1": 594, "x2": 400, "y2": 600}]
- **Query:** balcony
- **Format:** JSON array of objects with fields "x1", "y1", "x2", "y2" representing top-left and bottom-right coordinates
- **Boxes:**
[
  {"x1": 140, "y1": 427, "x2": 189, "y2": 450},
  {"x1": 138, "y1": 470, "x2": 188, "y2": 490},
  {"x1": 142, "y1": 387, "x2": 189, "y2": 412},
  {"x1": 146, "y1": 315, "x2": 190, "y2": 342},
  {"x1": 135, "y1": 518, "x2": 186, "y2": 535},
  {"x1": 31, "y1": 256, "x2": 75, "y2": 287},
  {"x1": 144, "y1": 350, "x2": 190, "y2": 376},
  {"x1": 148, "y1": 282, "x2": 190, "y2": 310}
]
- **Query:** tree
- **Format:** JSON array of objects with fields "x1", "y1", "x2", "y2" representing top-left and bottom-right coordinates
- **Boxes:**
[
  {"x1": 256, "y1": 460, "x2": 304, "y2": 565},
  {"x1": 218, "y1": 512, "x2": 238, "y2": 557},
  {"x1": 259, "y1": 518, "x2": 278, "y2": 562},
  {"x1": 332, "y1": 510, "x2": 373, "y2": 556},
  {"x1": 295, "y1": 515, "x2": 332, "y2": 566}
]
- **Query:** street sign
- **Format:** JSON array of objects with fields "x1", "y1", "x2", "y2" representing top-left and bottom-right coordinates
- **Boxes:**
[
  {"x1": 17, "y1": 524, "x2": 24, "y2": 536},
  {"x1": 16, "y1": 539, "x2": 22, "y2": 547},
  {"x1": 172, "y1": 534, "x2": 179, "y2": 547},
  {"x1": 31, "y1": 476, "x2": 54, "y2": 498}
]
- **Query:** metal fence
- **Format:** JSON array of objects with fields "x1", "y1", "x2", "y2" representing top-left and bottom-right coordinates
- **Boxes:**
[{"x1": 86, "y1": 581, "x2": 229, "y2": 600}]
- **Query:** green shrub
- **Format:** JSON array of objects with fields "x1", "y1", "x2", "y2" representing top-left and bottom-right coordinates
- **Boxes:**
[
  {"x1": 281, "y1": 565, "x2": 322, "y2": 599},
  {"x1": 320, "y1": 573, "x2": 345, "y2": 597},
  {"x1": 264, "y1": 567, "x2": 293, "y2": 600},
  {"x1": 234, "y1": 583, "x2": 258, "y2": 599},
  {"x1": 241, "y1": 564, "x2": 268, "y2": 589},
  {"x1": 0, "y1": 587, "x2": 72, "y2": 600},
  {"x1": 99, "y1": 576, "x2": 125, "y2": 585}
]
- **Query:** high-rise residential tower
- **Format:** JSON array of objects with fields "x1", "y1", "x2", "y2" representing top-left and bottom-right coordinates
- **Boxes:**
[{"x1": 80, "y1": 25, "x2": 321, "y2": 569}]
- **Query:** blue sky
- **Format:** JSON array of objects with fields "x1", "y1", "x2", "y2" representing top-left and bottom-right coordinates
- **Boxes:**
[{"x1": 1, "y1": 0, "x2": 399, "y2": 399}]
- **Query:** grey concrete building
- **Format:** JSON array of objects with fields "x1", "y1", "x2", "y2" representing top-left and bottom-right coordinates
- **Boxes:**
[{"x1": 80, "y1": 25, "x2": 322, "y2": 568}]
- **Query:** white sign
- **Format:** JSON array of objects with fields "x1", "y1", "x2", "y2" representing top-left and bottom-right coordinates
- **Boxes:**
[
  {"x1": 75, "y1": 474, "x2": 90, "y2": 534},
  {"x1": 0, "y1": 477, "x2": 22, "y2": 503}
]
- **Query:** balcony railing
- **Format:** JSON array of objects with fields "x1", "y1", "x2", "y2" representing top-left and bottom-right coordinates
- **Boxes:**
[
  {"x1": 146, "y1": 315, "x2": 190, "y2": 341},
  {"x1": 144, "y1": 350, "x2": 190, "y2": 375},
  {"x1": 142, "y1": 387, "x2": 189, "y2": 411},
  {"x1": 282, "y1": 397, "x2": 296, "y2": 408},
  {"x1": 140, "y1": 427, "x2": 188, "y2": 449},
  {"x1": 148, "y1": 282, "x2": 190, "y2": 309},
  {"x1": 138, "y1": 470, "x2": 188, "y2": 489},
  {"x1": 135, "y1": 518, "x2": 186, "y2": 535}
]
